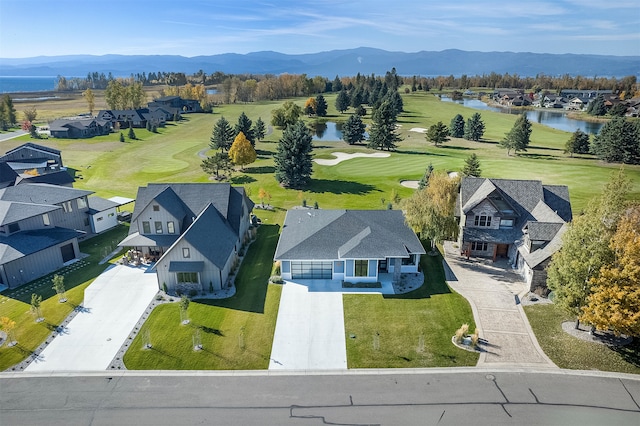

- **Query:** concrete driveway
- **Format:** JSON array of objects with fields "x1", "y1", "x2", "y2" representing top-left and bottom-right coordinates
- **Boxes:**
[
  {"x1": 443, "y1": 241, "x2": 556, "y2": 368},
  {"x1": 26, "y1": 265, "x2": 158, "y2": 371}
]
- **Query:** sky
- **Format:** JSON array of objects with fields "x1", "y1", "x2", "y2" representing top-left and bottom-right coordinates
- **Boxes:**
[{"x1": 0, "y1": 0, "x2": 639, "y2": 58}]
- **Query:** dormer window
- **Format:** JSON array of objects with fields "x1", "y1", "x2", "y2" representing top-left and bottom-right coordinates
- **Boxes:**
[
  {"x1": 153, "y1": 205, "x2": 160, "y2": 212},
  {"x1": 474, "y1": 215, "x2": 492, "y2": 227}
]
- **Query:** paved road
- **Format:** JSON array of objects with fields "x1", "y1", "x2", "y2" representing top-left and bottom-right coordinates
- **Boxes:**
[
  {"x1": 443, "y1": 241, "x2": 556, "y2": 368},
  {"x1": 25, "y1": 265, "x2": 158, "y2": 371},
  {"x1": 0, "y1": 130, "x2": 26, "y2": 142},
  {"x1": 2, "y1": 370, "x2": 638, "y2": 425}
]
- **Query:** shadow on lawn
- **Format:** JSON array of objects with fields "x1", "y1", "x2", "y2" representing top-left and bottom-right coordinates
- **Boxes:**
[
  {"x1": 613, "y1": 340, "x2": 640, "y2": 368},
  {"x1": 385, "y1": 245, "x2": 451, "y2": 300},
  {"x1": 308, "y1": 179, "x2": 378, "y2": 195},
  {"x1": 243, "y1": 165, "x2": 275, "y2": 174},
  {"x1": 198, "y1": 224, "x2": 280, "y2": 314}
]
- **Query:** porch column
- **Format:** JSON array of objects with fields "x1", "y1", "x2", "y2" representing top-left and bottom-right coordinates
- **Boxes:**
[{"x1": 393, "y1": 258, "x2": 402, "y2": 284}]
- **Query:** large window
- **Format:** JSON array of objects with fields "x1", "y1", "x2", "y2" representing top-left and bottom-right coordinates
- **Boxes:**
[
  {"x1": 474, "y1": 215, "x2": 492, "y2": 227},
  {"x1": 77, "y1": 197, "x2": 87, "y2": 209},
  {"x1": 177, "y1": 272, "x2": 198, "y2": 284},
  {"x1": 354, "y1": 259, "x2": 368, "y2": 277},
  {"x1": 62, "y1": 201, "x2": 73, "y2": 213},
  {"x1": 471, "y1": 242, "x2": 488, "y2": 251},
  {"x1": 142, "y1": 221, "x2": 151, "y2": 234},
  {"x1": 155, "y1": 221, "x2": 163, "y2": 234}
]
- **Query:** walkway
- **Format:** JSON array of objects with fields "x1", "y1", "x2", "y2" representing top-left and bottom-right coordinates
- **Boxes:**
[
  {"x1": 26, "y1": 265, "x2": 158, "y2": 371},
  {"x1": 442, "y1": 241, "x2": 556, "y2": 368}
]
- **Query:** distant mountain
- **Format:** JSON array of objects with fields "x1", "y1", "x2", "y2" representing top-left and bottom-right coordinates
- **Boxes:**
[{"x1": 1, "y1": 48, "x2": 638, "y2": 78}]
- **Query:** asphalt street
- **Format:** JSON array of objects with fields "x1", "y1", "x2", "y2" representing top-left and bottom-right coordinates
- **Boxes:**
[{"x1": 2, "y1": 369, "x2": 639, "y2": 425}]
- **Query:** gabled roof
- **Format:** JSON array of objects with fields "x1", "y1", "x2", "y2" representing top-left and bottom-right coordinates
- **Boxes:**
[
  {"x1": 0, "y1": 227, "x2": 81, "y2": 263},
  {"x1": 0, "y1": 200, "x2": 59, "y2": 225},
  {"x1": 0, "y1": 162, "x2": 18, "y2": 184},
  {"x1": 0, "y1": 183, "x2": 92, "y2": 205},
  {"x1": 15, "y1": 170, "x2": 75, "y2": 186},
  {"x1": 274, "y1": 210, "x2": 425, "y2": 261},
  {"x1": 526, "y1": 222, "x2": 565, "y2": 241},
  {"x1": 87, "y1": 196, "x2": 120, "y2": 213},
  {"x1": 521, "y1": 223, "x2": 568, "y2": 268},
  {"x1": 3, "y1": 142, "x2": 61, "y2": 157}
]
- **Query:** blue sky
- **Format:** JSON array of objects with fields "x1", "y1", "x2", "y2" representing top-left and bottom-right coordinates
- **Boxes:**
[{"x1": 0, "y1": 0, "x2": 638, "y2": 58}]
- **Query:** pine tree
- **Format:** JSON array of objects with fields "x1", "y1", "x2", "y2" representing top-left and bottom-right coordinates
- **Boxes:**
[
  {"x1": 201, "y1": 152, "x2": 232, "y2": 179},
  {"x1": 564, "y1": 129, "x2": 590, "y2": 157},
  {"x1": 253, "y1": 117, "x2": 266, "y2": 142},
  {"x1": 315, "y1": 94, "x2": 328, "y2": 117},
  {"x1": 418, "y1": 163, "x2": 434, "y2": 190},
  {"x1": 1, "y1": 95, "x2": 16, "y2": 127},
  {"x1": 234, "y1": 112, "x2": 255, "y2": 146},
  {"x1": 461, "y1": 153, "x2": 482, "y2": 177},
  {"x1": 591, "y1": 117, "x2": 640, "y2": 164},
  {"x1": 335, "y1": 90, "x2": 350, "y2": 113},
  {"x1": 210, "y1": 116, "x2": 235, "y2": 151},
  {"x1": 367, "y1": 100, "x2": 401, "y2": 151},
  {"x1": 119, "y1": 132, "x2": 125, "y2": 142},
  {"x1": 500, "y1": 113, "x2": 532, "y2": 155},
  {"x1": 128, "y1": 125, "x2": 136, "y2": 140},
  {"x1": 449, "y1": 114, "x2": 465, "y2": 138},
  {"x1": 426, "y1": 121, "x2": 450, "y2": 146},
  {"x1": 587, "y1": 95, "x2": 607, "y2": 116},
  {"x1": 274, "y1": 120, "x2": 313, "y2": 188},
  {"x1": 463, "y1": 112, "x2": 485, "y2": 141},
  {"x1": 341, "y1": 114, "x2": 366, "y2": 145},
  {"x1": 228, "y1": 132, "x2": 257, "y2": 170}
]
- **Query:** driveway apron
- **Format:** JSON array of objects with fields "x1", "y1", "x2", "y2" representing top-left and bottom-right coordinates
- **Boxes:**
[
  {"x1": 26, "y1": 265, "x2": 158, "y2": 371},
  {"x1": 269, "y1": 281, "x2": 347, "y2": 370},
  {"x1": 443, "y1": 242, "x2": 556, "y2": 368}
]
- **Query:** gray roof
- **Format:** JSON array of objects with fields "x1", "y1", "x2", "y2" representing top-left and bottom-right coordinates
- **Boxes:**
[
  {"x1": 521, "y1": 223, "x2": 568, "y2": 268},
  {"x1": 15, "y1": 170, "x2": 75, "y2": 186},
  {"x1": 0, "y1": 200, "x2": 60, "y2": 226},
  {"x1": 2, "y1": 142, "x2": 61, "y2": 157},
  {"x1": 0, "y1": 183, "x2": 93, "y2": 205},
  {"x1": 526, "y1": 222, "x2": 565, "y2": 242},
  {"x1": 0, "y1": 227, "x2": 81, "y2": 263},
  {"x1": 274, "y1": 209, "x2": 426, "y2": 261},
  {"x1": 87, "y1": 196, "x2": 120, "y2": 213}
]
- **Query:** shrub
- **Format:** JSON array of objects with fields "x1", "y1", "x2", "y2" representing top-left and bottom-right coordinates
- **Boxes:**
[
  {"x1": 269, "y1": 275, "x2": 284, "y2": 284},
  {"x1": 454, "y1": 323, "x2": 469, "y2": 343},
  {"x1": 471, "y1": 328, "x2": 479, "y2": 347}
]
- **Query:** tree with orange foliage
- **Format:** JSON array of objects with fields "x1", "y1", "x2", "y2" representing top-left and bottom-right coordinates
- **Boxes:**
[{"x1": 228, "y1": 132, "x2": 257, "y2": 171}]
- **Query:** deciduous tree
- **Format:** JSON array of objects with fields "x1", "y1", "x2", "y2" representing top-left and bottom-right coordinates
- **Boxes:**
[
  {"x1": 210, "y1": 116, "x2": 235, "y2": 151},
  {"x1": 426, "y1": 121, "x2": 450, "y2": 146},
  {"x1": 52, "y1": 274, "x2": 67, "y2": 303},
  {"x1": 1, "y1": 95, "x2": 16, "y2": 128},
  {"x1": 30, "y1": 293, "x2": 43, "y2": 322},
  {"x1": 304, "y1": 97, "x2": 317, "y2": 116},
  {"x1": 461, "y1": 153, "x2": 482, "y2": 177},
  {"x1": 228, "y1": 132, "x2": 257, "y2": 170},
  {"x1": 23, "y1": 106, "x2": 37, "y2": 122},
  {"x1": 564, "y1": 129, "x2": 590, "y2": 157},
  {"x1": 271, "y1": 101, "x2": 302, "y2": 128},
  {"x1": 341, "y1": 114, "x2": 366, "y2": 145},
  {"x1": 274, "y1": 120, "x2": 313, "y2": 188}
]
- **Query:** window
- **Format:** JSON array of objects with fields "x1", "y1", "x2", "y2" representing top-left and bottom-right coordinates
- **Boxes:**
[
  {"x1": 153, "y1": 205, "x2": 160, "y2": 212},
  {"x1": 97, "y1": 216, "x2": 103, "y2": 222},
  {"x1": 471, "y1": 242, "x2": 488, "y2": 251},
  {"x1": 500, "y1": 219, "x2": 514, "y2": 228},
  {"x1": 108, "y1": 212, "x2": 115, "y2": 217},
  {"x1": 8, "y1": 222, "x2": 20, "y2": 233},
  {"x1": 77, "y1": 197, "x2": 87, "y2": 209},
  {"x1": 155, "y1": 221, "x2": 163, "y2": 234},
  {"x1": 177, "y1": 272, "x2": 198, "y2": 284},
  {"x1": 84, "y1": 218, "x2": 90, "y2": 226},
  {"x1": 474, "y1": 215, "x2": 492, "y2": 227},
  {"x1": 142, "y1": 221, "x2": 151, "y2": 234},
  {"x1": 167, "y1": 221, "x2": 175, "y2": 234},
  {"x1": 182, "y1": 247, "x2": 190, "y2": 258},
  {"x1": 354, "y1": 259, "x2": 368, "y2": 277},
  {"x1": 62, "y1": 201, "x2": 73, "y2": 212},
  {"x1": 402, "y1": 254, "x2": 417, "y2": 265},
  {"x1": 43, "y1": 213, "x2": 50, "y2": 226}
]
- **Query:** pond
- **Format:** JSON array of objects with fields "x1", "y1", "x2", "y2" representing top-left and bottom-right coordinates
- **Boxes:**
[
  {"x1": 440, "y1": 96, "x2": 603, "y2": 134},
  {"x1": 310, "y1": 121, "x2": 369, "y2": 142}
]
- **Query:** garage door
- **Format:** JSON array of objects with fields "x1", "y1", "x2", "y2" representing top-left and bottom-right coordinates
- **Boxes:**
[{"x1": 291, "y1": 261, "x2": 332, "y2": 279}]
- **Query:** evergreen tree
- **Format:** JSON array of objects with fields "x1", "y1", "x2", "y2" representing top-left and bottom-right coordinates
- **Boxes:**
[
  {"x1": 355, "y1": 105, "x2": 366, "y2": 116},
  {"x1": 274, "y1": 120, "x2": 313, "y2": 188},
  {"x1": 500, "y1": 113, "x2": 532, "y2": 155},
  {"x1": 342, "y1": 114, "x2": 366, "y2": 145},
  {"x1": 253, "y1": 117, "x2": 266, "y2": 142},
  {"x1": 385, "y1": 90, "x2": 404, "y2": 116},
  {"x1": 591, "y1": 117, "x2": 640, "y2": 164},
  {"x1": 367, "y1": 100, "x2": 401, "y2": 151},
  {"x1": 119, "y1": 132, "x2": 125, "y2": 142},
  {"x1": 449, "y1": 114, "x2": 465, "y2": 138},
  {"x1": 228, "y1": 131, "x2": 257, "y2": 170},
  {"x1": 1, "y1": 95, "x2": 16, "y2": 127},
  {"x1": 335, "y1": 90, "x2": 350, "y2": 113},
  {"x1": 234, "y1": 112, "x2": 255, "y2": 146},
  {"x1": 315, "y1": 94, "x2": 328, "y2": 117},
  {"x1": 564, "y1": 129, "x2": 590, "y2": 157},
  {"x1": 587, "y1": 94, "x2": 607, "y2": 116},
  {"x1": 463, "y1": 112, "x2": 485, "y2": 141},
  {"x1": 332, "y1": 75, "x2": 342, "y2": 92},
  {"x1": 210, "y1": 116, "x2": 235, "y2": 151},
  {"x1": 461, "y1": 153, "x2": 482, "y2": 177},
  {"x1": 418, "y1": 163, "x2": 434, "y2": 190},
  {"x1": 201, "y1": 152, "x2": 232, "y2": 179},
  {"x1": 128, "y1": 125, "x2": 136, "y2": 140},
  {"x1": 426, "y1": 121, "x2": 450, "y2": 146}
]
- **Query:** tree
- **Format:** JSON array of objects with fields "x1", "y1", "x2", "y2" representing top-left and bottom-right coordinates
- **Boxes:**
[
  {"x1": 30, "y1": 293, "x2": 43, "y2": 322},
  {"x1": 403, "y1": 170, "x2": 460, "y2": 252},
  {"x1": 463, "y1": 112, "x2": 485, "y2": 141},
  {"x1": 304, "y1": 97, "x2": 317, "y2": 116},
  {"x1": 587, "y1": 95, "x2": 607, "y2": 116},
  {"x1": 258, "y1": 187, "x2": 267, "y2": 207},
  {"x1": 418, "y1": 163, "x2": 434, "y2": 190},
  {"x1": 500, "y1": 113, "x2": 532, "y2": 155},
  {"x1": 367, "y1": 100, "x2": 401, "y2": 151},
  {"x1": 201, "y1": 151, "x2": 232, "y2": 180},
  {"x1": 1, "y1": 95, "x2": 17, "y2": 127},
  {"x1": 210, "y1": 116, "x2": 235, "y2": 151},
  {"x1": 461, "y1": 153, "x2": 482, "y2": 177},
  {"x1": 385, "y1": 90, "x2": 404, "y2": 116},
  {"x1": 119, "y1": 132, "x2": 125, "y2": 142},
  {"x1": 315, "y1": 94, "x2": 328, "y2": 117},
  {"x1": 547, "y1": 169, "x2": 631, "y2": 327},
  {"x1": 591, "y1": 117, "x2": 640, "y2": 164},
  {"x1": 105, "y1": 80, "x2": 126, "y2": 109},
  {"x1": 580, "y1": 206, "x2": 640, "y2": 337},
  {"x1": 426, "y1": 121, "x2": 450, "y2": 146},
  {"x1": 341, "y1": 114, "x2": 366, "y2": 145},
  {"x1": 271, "y1": 101, "x2": 302, "y2": 128},
  {"x1": 179, "y1": 295, "x2": 190, "y2": 324},
  {"x1": 335, "y1": 89, "x2": 350, "y2": 113},
  {"x1": 449, "y1": 114, "x2": 465, "y2": 138},
  {"x1": 355, "y1": 105, "x2": 366, "y2": 116},
  {"x1": 253, "y1": 117, "x2": 266, "y2": 142},
  {"x1": 23, "y1": 106, "x2": 37, "y2": 122},
  {"x1": 52, "y1": 274, "x2": 67, "y2": 303},
  {"x1": 274, "y1": 120, "x2": 313, "y2": 188},
  {"x1": 228, "y1": 132, "x2": 257, "y2": 170},
  {"x1": 81, "y1": 87, "x2": 96, "y2": 115},
  {"x1": 564, "y1": 129, "x2": 590, "y2": 157},
  {"x1": 234, "y1": 112, "x2": 255, "y2": 146},
  {"x1": 128, "y1": 125, "x2": 136, "y2": 140},
  {"x1": 0, "y1": 316, "x2": 17, "y2": 346}
]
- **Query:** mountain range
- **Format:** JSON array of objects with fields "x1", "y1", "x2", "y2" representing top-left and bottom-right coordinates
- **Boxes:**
[{"x1": 1, "y1": 47, "x2": 638, "y2": 78}]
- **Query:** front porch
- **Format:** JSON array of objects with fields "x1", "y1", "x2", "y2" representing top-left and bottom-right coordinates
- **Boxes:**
[{"x1": 283, "y1": 271, "x2": 424, "y2": 295}]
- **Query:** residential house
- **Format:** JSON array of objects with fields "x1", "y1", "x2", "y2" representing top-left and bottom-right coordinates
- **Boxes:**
[
  {"x1": 0, "y1": 143, "x2": 75, "y2": 187},
  {"x1": 0, "y1": 183, "x2": 95, "y2": 289},
  {"x1": 118, "y1": 183, "x2": 254, "y2": 294},
  {"x1": 87, "y1": 197, "x2": 120, "y2": 234},
  {"x1": 148, "y1": 96, "x2": 202, "y2": 113},
  {"x1": 274, "y1": 209, "x2": 425, "y2": 284},
  {"x1": 456, "y1": 178, "x2": 572, "y2": 293},
  {"x1": 49, "y1": 117, "x2": 112, "y2": 139},
  {"x1": 96, "y1": 109, "x2": 148, "y2": 129}
]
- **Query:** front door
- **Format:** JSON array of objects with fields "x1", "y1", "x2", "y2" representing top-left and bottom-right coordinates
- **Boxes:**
[
  {"x1": 60, "y1": 243, "x2": 75, "y2": 263},
  {"x1": 496, "y1": 244, "x2": 508, "y2": 258},
  {"x1": 378, "y1": 259, "x2": 387, "y2": 272}
]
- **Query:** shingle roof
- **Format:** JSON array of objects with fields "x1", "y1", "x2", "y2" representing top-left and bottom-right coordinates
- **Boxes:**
[
  {"x1": 3, "y1": 142, "x2": 61, "y2": 157},
  {"x1": 15, "y1": 170, "x2": 75, "y2": 186},
  {"x1": 0, "y1": 183, "x2": 92, "y2": 205},
  {"x1": 87, "y1": 196, "x2": 120, "y2": 213},
  {"x1": 526, "y1": 222, "x2": 565, "y2": 242},
  {"x1": 0, "y1": 200, "x2": 59, "y2": 225},
  {"x1": 0, "y1": 227, "x2": 81, "y2": 263},
  {"x1": 522, "y1": 223, "x2": 568, "y2": 268},
  {"x1": 274, "y1": 209, "x2": 425, "y2": 261}
]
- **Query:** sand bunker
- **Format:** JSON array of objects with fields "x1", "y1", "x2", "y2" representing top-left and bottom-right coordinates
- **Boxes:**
[
  {"x1": 400, "y1": 180, "x2": 420, "y2": 189},
  {"x1": 314, "y1": 152, "x2": 391, "y2": 166},
  {"x1": 409, "y1": 127, "x2": 428, "y2": 133}
]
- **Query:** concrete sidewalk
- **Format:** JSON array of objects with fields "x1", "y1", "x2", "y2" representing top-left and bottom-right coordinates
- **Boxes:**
[
  {"x1": 26, "y1": 265, "x2": 158, "y2": 371},
  {"x1": 443, "y1": 241, "x2": 556, "y2": 368}
]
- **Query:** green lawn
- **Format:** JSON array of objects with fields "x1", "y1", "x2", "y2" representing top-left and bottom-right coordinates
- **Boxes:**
[
  {"x1": 525, "y1": 304, "x2": 640, "y2": 374},
  {"x1": 344, "y1": 249, "x2": 479, "y2": 368},
  {"x1": 0, "y1": 225, "x2": 129, "y2": 371},
  {"x1": 123, "y1": 221, "x2": 282, "y2": 370}
]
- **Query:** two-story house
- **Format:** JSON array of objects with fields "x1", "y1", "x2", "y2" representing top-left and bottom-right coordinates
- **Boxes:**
[
  {"x1": 0, "y1": 183, "x2": 94, "y2": 288},
  {"x1": 118, "y1": 183, "x2": 254, "y2": 294},
  {"x1": 456, "y1": 177, "x2": 572, "y2": 293}
]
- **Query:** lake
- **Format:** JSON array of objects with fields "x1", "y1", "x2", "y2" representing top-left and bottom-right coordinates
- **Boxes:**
[
  {"x1": 0, "y1": 76, "x2": 58, "y2": 93},
  {"x1": 440, "y1": 96, "x2": 603, "y2": 134}
]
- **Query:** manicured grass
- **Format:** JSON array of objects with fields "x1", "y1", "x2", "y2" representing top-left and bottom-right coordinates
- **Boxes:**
[
  {"x1": 524, "y1": 304, "x2": 640, "y2": 374},
  {"x1": 343, "y1": 249, "x2": 479, "y2": 368},
  {"x1": 123, "y1": 222, "x2": 282, "y2": 370},
  {"x1": 0, "y1": 225, "x2": 129, "y2": 371}
]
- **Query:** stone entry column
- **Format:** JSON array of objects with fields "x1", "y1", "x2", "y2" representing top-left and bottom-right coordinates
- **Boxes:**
[{"x1": 393, "y1": 258, "x2": 402, "y2": 284}]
